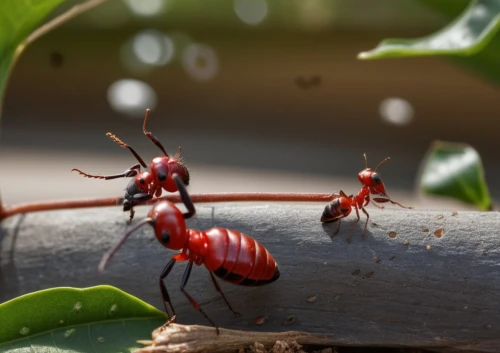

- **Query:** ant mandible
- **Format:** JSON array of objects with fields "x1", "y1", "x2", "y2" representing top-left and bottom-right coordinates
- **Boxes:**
[
  {"x1": 72, "y1": 109, "x2": 190, "y2": 220},
  {"x1": 98, "y1": 174, "x2": 280, "y2": 334},
  {"x1": 321, "y1": 154, "x2": 413, "y2": 242}
]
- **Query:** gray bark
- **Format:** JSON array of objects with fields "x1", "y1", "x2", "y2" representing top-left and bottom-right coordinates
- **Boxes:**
[{"x1": 1, "y1": 204, "x2": 499, "y2": 352}]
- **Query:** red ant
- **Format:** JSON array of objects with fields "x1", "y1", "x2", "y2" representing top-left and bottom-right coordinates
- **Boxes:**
[
  {"x1": 72, "y1": 109, "x2": 190, "y2": 220},
  {"x1": 321, "y1": 154, "x2": 413, "y2": 242},
  {"x1": 98, "y1": 173, "x2": 280, "y2": 333}
]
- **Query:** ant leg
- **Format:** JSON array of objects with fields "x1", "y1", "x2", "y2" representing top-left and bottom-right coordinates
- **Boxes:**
[
  {"x1": 126, "y1": 193, "x2": 151, "y2": 221},
  {"x1": 132, "y1": 193, "x2": 153, "y2": 201},
  {"x1": 360, "y1": 206, "x2": 370, "y2": 238},
  {"x1": 173, "y1": 174, "x2": 196, "y2": 219},
  {"x1": 363, "y1": 193, "x2": 384, "y2": 209},
  {"x1": 371, "y1": 202, "x2": 385, "y2": 209},
  {"x1": 72, "y1": 164, "x2": 141, "y2": 180},
  {"x1": 143, "y1": 108, "x2": 169, "y2": 157},
  {"x1": 159, "y1": 259, "x2": 177, "y2": 318},
  {"x1": 208, "y1": 272, "x2": 241, "y2": 316},
  {"x1": 389, "y1": 199, "x2": 413, "y2": 209},
  {"x1": 332, "y1": 218, "x2": 342, "y2": 237},
  {"x1": 106, "y1": 133, "x2": 148, "y2": 168},
  {"x1": 347, "y1": 204, "x2": 361, "y2": 243},
  {"x1": 180, "y1": 261, "x2": 220, "y2": 334}
]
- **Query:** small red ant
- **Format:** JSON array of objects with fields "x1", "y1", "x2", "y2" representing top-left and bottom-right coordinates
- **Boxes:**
[
  {"x1": 321, "y1": 154, "x2": 412, "y2": 242},
  {"x1": 72, "y1": 109, "x2": 189, "y2": 220},
  {"x1": 98, "y1": 174, "x2": 280, "y2": 333}
]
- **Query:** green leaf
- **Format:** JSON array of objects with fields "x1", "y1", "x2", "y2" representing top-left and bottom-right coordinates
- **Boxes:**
[
  {"x1": 419, "y1": 141, "x2": 492, "y2": 211},
  {"x1": 358, "y1": 0, "x2": 500, "y2": 60},
  {"x1": 0, "y1": 285, "x2": 167, "y2": 352},
  {"x1": 0, "y1": 0, "x2": 67, "y2": 115},
  {"x1": 418, "y1": 0, "x2": 470, "y2": 19}
]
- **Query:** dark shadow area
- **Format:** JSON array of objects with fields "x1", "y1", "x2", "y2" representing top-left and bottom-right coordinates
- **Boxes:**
[{"x1": 0, "y1": 213, "x2": 24, "y2": 301}]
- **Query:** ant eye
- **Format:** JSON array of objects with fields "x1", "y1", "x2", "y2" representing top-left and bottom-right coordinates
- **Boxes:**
[
  {"x1": 139, "y1": 178, "x2": 145, "y2": 185},
  {"x1": 341, "y1": 208, "x2": 349, "y2": 213},
  {"x1": 162, "y1": 231, "x2": 170, "y2": 244},
  {"x1": 371, "y1": 173, "x2": 381, "y2": 185},
  {"x1": 157, "y1": 172, "x2": 167, "y2": 181}
]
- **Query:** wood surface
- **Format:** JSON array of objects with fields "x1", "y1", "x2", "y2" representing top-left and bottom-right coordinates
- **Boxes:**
[{"x1": 1, "y1": 204, "x2": 499, "y2": 352}]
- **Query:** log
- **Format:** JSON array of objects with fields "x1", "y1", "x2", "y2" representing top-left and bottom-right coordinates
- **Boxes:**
[{"x1": 1, "y1": 204, "x2": 499, "y2": 352}]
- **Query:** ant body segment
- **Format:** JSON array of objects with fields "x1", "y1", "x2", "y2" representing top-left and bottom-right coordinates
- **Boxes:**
[
  {"x1": 321, "y1": 154, "x2": 412, "y2": 242},
  {"x1": 98, "y1": 174, "x2": 280, "y2": 333},
  {"x1": 72, "y1": 109, "x2": 189, "y2": 220}
]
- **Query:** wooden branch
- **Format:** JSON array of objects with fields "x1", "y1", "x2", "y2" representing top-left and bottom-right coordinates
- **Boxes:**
[
  {"x1": 135, "y1": 323, "x2": 335, "y2": 353},
  {"x1": 1, "y1": 205, "x2": 499, "y2": 352}
]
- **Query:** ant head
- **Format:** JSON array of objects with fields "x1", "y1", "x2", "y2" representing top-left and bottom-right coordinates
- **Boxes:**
[
  {"x1": 358, "y1": 154, "x2": 390, "y2": 196},
  {"x1": 134, "y1": 172, "x2": 153, "y2": 193},
  {"x1": 150, "y1": 156, "x2": 170, "y2": 187},
  {"x1": 124, "y1": 172, "x2": 153, "y2": 208},
  {"x1": 148, "y1": 201, "x2": 187, "y2": 251},
  {"x1": 150, "y1": 156, "x2": 190, "y2": 193}
]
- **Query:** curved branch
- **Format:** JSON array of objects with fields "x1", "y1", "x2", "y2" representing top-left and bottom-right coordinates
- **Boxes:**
[{"x1": 1, "y1": 205, "x2": 499, "y2": 351}]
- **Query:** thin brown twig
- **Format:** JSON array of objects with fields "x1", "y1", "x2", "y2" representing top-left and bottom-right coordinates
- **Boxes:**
[
  {"x1": 0, "y1": 193, "x2": 335, "y2": 221},
  {"x1": 26, "y1": 0, "x2": 111, "y2": 44},
  {"x1": 154, "y1": 192, "x2": 336, "y2": 204},
  {"x1": 0, "y1": 196, "x2": 124, "y2": 220}
]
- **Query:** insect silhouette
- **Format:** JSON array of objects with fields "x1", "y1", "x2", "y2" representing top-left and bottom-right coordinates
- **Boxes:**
[
  {"x1": 98, "y1": 174, "x2": 280, "y2": 333},
  {"x1": 321, "y1": 154, "x2": 412, "y2": 242},
  {"x1": 50, "y1": 51, "x2": 64, "y2": 68},
  {"x1": 72, "y1": 109, "x2": 190, "y2": 220},
  {"x1": 294, "y1": 75, "x2": 322, "y2": 90}
]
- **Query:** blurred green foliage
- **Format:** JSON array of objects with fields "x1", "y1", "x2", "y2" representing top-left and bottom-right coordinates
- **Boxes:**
[
  {"x1": 420, "y1": 141, "x2": 492, "y2": 211},
  {"x1": 359, "y1": 0, "x2": 500, "y2": 85},
  {"x1": 0, "y1": 0, "x2": 66, "y2": 116}
]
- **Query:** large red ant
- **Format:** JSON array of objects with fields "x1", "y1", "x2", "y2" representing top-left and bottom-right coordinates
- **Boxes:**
[
  {"x1": 321, "y1": 154, "x2": 413, "y2": 242},
  {"x1": 72, "y1": 109, "x2": 189, "y2": 220},
  {"x1": 98, "y1": 173, "x2": 280, "y2": 333}
]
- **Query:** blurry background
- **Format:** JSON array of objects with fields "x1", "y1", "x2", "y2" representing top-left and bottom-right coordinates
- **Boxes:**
[{"x1": 0, "y1": 0, "x2": 498, "y2": 209}]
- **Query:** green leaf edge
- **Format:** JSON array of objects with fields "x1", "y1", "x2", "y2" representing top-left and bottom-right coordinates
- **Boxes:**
[
  {"x1": 419, "y1": 140, "x2": 492, "y2": 211},
  {"x1": 0, "y1": 285, "x2": 168, "y2": 346},
  {"x1": 357, "y1": 0, "x2": 500, "y2": 60},
  {"x1": 0, "y1": 0, "x2": 68, "y2": 115}
]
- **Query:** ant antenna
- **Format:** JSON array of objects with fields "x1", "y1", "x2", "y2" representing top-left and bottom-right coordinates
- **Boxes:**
[
  {"x1": 98, "y1": 217, "x2": 153, "y2": 273},
  {"x1": 106, "y1": 133, "x2": 148, "y2": 168},
  {"x1": 143, "y1": 108, "x2": 170, "y2": 157},
  {"x1": 374, "y1": 157, "x2": 391, "y2": 172},
  {"x1": 363, "y1": 153, "x2": 368, "y2": 169}
]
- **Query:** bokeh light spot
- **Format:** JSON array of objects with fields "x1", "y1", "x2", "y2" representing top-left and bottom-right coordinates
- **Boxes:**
[
  {"x1": 107, "y1": 79, "x2": 157, "y2": 117},
  {"x1": 234, "y1": 0, "x2": 268, "y2": 25},
  {"x1": 182, "y1": 44, "x2": 219, "y2": 82},
  {"x1": 121, "y1": 30, "x2": 175, "y2": 74},
  {"x1": 379, "y1": 97, "x2": 414, "y2": 126},
  {"x1": 133, "y1": 30, "x2": 175, "y2": 66},
  {"x1": 123, "y1": 0, "x2": 166, "y2": 16}
]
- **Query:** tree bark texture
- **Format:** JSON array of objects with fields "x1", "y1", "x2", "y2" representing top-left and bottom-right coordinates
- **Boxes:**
[{"x1": 1, "y1": 204, "x2": 499, "y2": 352}]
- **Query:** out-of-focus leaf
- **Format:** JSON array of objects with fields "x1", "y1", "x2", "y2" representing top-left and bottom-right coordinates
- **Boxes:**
[
  {"x1": 0, "y1": 0, "x2": 67, "y2": 116},
  {"x1": 419, "y1": 141, "x2": 492, "y2": 211},
  {"x1": 0, "y1": 285, "x2": 167, "y2": 353},
  {"x1": 358, "y1": 0, "x2": 500, "y2": 60},
  {"x1": 419, "y1": 0, "x2": 470, "y2": 19}
]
